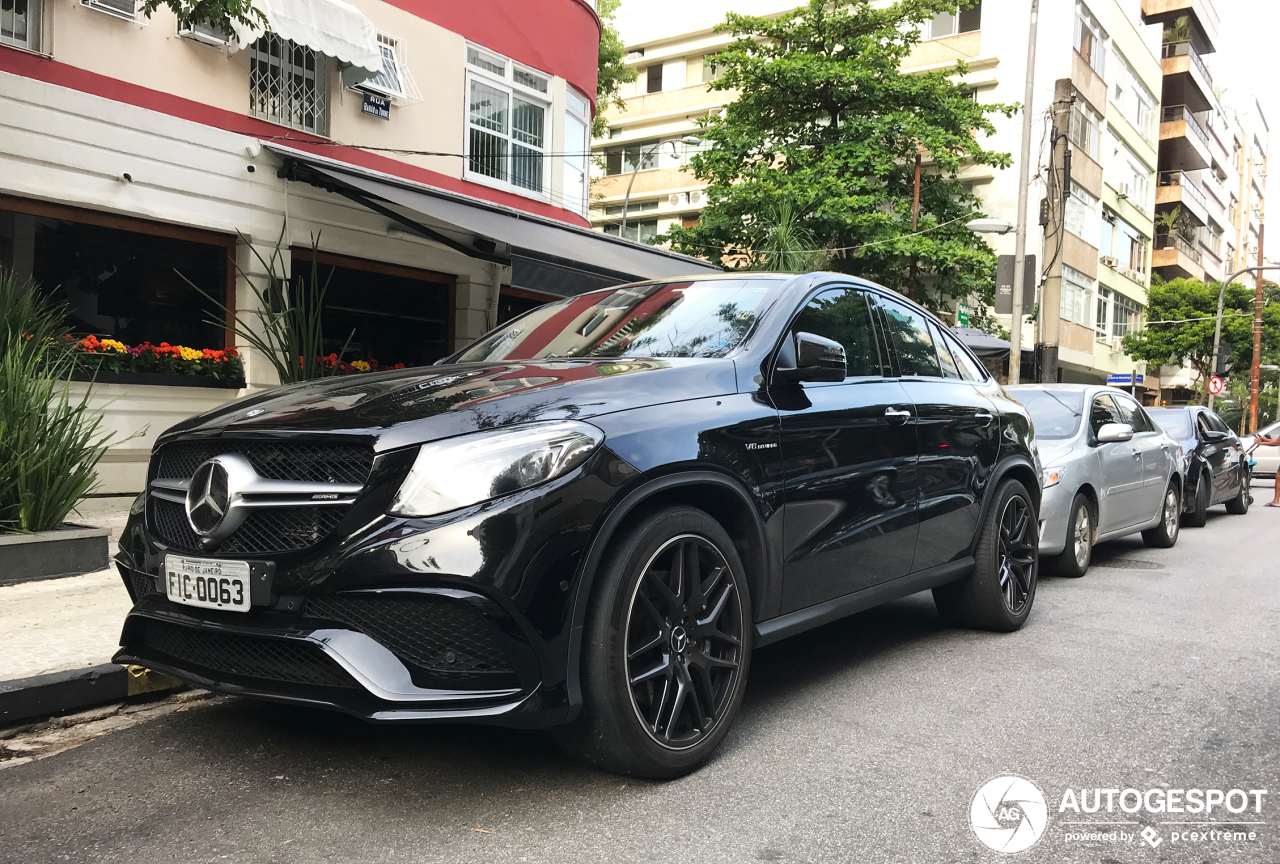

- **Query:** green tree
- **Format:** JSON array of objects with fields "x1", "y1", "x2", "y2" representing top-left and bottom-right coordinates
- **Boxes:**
[
  {"x1": 138, "y1": 0, "x2": 264, "y2": 36},
  {"x1": 659, "y1": 0, "x2": 1014, "y2": 318},
  {"x1": 1121, "y1": 276, "x2": 1280, "y2": 398},
  {"x1": 594, "y1": 0, "x2": 638, "y2": 139}
]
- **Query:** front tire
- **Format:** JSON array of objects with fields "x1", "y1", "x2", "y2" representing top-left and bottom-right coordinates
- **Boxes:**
[
  {"x1": 553, "y1": 506, "x2": 752, "y2": 779},
  {"x1": 1050, "y1": 493, "x2": 1092, "y2": 578},
  {"x1": 1225, "y1": 464, "x2": 1251, "y2": 514},
  {"x1": 1142, "y1": 481, "x2": 1181, "y2": 548},
  {"x1": 933, "y1": 479, "x2": 1038, "y2": 632},
  {"x1": 1184, "y1": 472, "x2": 1209, "y2": 527}
]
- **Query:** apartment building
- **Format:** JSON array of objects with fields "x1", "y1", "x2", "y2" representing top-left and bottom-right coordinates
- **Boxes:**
[
  {"x1": 595, "y1": 0, "x2": 1166, "y2": 395},
  {"x1": 0, "y1": 0, "x2": 713, "y2": 491}
]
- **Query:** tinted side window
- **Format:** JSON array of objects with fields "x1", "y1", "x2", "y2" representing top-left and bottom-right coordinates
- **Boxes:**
[
  {"x1": 943, "y1": 332, "x2": 989, "y2": 381},
  {"x1": 791, "y1": 288, "x2": 882, "y2": 378},
  {"x1": 930, "y1": 322, "x2": 962, "y2": 378},
  {"x1": 877, "y1": 296, "x2": 942, "y2": 377},
  {"x1": 1112, "y1": 396, "x2": 1153, "y2": 432},
  {"x1": 1206, "y1": 411, "x2": 1231, "y2": 434},
  {"x1": 1090, "y1": 394, "x2": 1124, "y2": 435}
]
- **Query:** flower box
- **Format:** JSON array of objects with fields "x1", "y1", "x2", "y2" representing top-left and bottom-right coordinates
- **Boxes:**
[{"x1": 68, "y1": 370, "x2": 246, "y2": 389}]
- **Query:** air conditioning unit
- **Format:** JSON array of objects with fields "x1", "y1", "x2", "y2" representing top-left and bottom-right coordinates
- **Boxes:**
[
  {"x1": 625, "y1": 50, "x2": 645, "y2": 62},
  {"x1": 689, "y1": 190, "x2": 705, "y2": 206},
  {"x1": 1117, "y1": 181, "x2": 1131, "y2": 198},
  {"x1": 668, "y1": 193, "x2": 688, "y2": 207},
  {"x1": 82, "y1": 0, "x2": 137, "y2": 20},
  {"x1": 1110, "y1": 336, "x2": 1125, "y2": 353},
  {"x1": 178, "y1": 19, "x2": 232, "y2": 46},
  {"x1": 1100, "y1": 255, "x2": 1118, "y2": 268}
]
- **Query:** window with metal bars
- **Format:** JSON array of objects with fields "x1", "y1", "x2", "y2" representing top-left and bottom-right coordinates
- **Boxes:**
[
  {"x1": 249, "y1": 34, "x2": 327, "y2": 136},
  {"x1": 465, "y1": 44, "x2": 549, "y2": 196},
  {"x1": 1, "y1": 0, "x2": 41, "y2": 51}
]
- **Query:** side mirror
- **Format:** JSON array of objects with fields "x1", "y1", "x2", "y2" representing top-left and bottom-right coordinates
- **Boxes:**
[
  {"x1": 1096, "y1": 422, "x2": 1135, "y2": 443},
  {"x1": 776, "y1": 331, "x2": 846, "y2": 383},
  {"x1": 1202, "y1": 429, "x2": 1228, "y2": 442}
]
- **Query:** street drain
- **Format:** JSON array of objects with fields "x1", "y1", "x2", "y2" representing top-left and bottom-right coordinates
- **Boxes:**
[{"x1": 1091, "y1": 558, "x2": 1165, "y2": 570}]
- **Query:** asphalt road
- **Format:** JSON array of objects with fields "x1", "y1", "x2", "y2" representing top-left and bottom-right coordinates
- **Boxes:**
[{"x1": 2, "y1": 485, "x2": 1278, "y2": 863}]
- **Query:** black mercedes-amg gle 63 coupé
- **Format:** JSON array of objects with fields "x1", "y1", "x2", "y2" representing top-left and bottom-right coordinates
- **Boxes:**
[{"x1": 114, "y1": 272, "x2": 1040, "y2": 778}]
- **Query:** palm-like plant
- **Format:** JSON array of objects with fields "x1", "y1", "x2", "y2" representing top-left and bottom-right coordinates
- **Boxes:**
[{"x1": 753, "y1": 200, "x2": 829, "y2": 273}]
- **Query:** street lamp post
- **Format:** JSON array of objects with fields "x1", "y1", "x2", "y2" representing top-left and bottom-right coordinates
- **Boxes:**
[
  {"x1": 1006, "y1": 0, "x2": 1040, "y2": 386},
  {"x1": 619, "y1": 135, "x2": 702, "y2": 238},
  {"x1": 1207, "y1": 264, "x2": 1280, "y2": 412}
]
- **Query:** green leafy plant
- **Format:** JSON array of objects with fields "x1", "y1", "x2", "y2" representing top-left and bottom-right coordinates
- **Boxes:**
[
  {"x1": 1162, "y1": 15, "x2": 1191, "y2": 45},
  {"x1": 593, "y1": 0, "x2": 639, "y2": 139},
  {"x1": 752, "y1": 200, "x2": 830, "y2": 273},
  {"x1": 186, "y1": 230, "x2": 353, "y2": 385},
  {"x1": 659, "y1": 0, "x2": 1014, "y2": 316},
  {"x1": 137, "y1": 0, "x2": 265, "y2": 39},
  {"x1": 0, "y1": 269, "x2": 114, "y2": 533}
]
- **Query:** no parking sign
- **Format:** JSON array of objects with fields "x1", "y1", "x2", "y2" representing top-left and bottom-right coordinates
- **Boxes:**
[{"x1": 1208, "y1": 376, "x2": 1225, "y2": 395}]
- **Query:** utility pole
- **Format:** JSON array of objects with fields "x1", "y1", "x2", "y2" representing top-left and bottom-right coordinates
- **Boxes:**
[
  {"x1": 1249, "y1": 222, "x2": 1265, "y2": 432},
  {"x1": 1008, "y1": 0, "x2": 1039, "y2": 385},
  {"x1": 908, "y1": 151, "x2": 921, "y2": 301}
]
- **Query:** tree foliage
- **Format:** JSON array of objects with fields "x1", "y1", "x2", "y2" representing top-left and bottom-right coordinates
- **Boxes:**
[
  {"x1": 137, "y1": 0, "x2": 264, "y2": 36},
  {"x1": 594, "y1": 0, "x2": 638, "y2": 139},
  {"x1": 1121, "y1": 276, "x2": 1280, "y2": 393},
  {"x1": 660, "y1": 0, "x2": 1014, "y2": 321}
]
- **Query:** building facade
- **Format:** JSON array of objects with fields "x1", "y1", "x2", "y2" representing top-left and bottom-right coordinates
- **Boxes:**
[{"x1": 1, "y1": 0, "x2": 712, "y2": 491}]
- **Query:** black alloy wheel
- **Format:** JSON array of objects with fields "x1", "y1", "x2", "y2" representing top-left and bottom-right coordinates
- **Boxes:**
[
  {"x1": 554, "y1": 505, "x2": 752, "y2": 779},
  {"x1": 933, "y1": 479, "x2": 1039, "y2": 632},
  {"x1": 997, "y1": 494, "x2": 1037, "y2": 615},
  {"x1": 624, "y1": 534, "x2": 745, "y2": 749}
]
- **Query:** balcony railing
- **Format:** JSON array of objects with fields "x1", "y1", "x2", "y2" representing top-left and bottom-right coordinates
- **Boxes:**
[
  {"x1": 1158, "y1": 171, "x2": 1208, "y2": 210},
  {"x1": 1162, "y1": 40, "x2": 1213, "y2": 89},
  {"x1": 1162, "y1": 104, "x2": 1210, "y2": 147},
  {"x1": 1155, "y1": 231, "x2": 1203, "y2": 263}
]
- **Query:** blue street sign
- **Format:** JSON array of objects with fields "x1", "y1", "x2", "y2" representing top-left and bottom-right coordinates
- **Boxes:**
[
  {"x1": 1107, "y1": 373, "x2": 1144, "y2": 385},
  {"x1": 361, "y1": 92, "x2": 391, "y2": 121}
]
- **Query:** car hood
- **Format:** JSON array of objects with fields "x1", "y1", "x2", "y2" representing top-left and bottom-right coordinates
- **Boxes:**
[
  {"x1": 1035, "y1": 439, "x2": 1077, "y2": 467},
  {"x1": 159, "y1": 357, "x2": 740, "y2": 452}
]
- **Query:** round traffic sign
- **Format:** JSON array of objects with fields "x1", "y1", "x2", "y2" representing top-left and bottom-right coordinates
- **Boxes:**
[{"x1": 1208, "y1": 376, "x2": 1224, "y2": 395}]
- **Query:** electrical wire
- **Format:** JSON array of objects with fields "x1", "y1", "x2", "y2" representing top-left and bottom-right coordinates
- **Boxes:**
[{"x1": 660, "y1": 210, "x2": 984, "y2": 255}]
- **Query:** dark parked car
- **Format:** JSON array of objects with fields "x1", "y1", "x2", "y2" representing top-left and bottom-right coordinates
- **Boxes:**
[
  {"x1": 1148, "y1": 406, "x2": 1250, "y2": 524},
  {"x1": 114, "y1": 273, "x2": 1040, "y2": 778}
]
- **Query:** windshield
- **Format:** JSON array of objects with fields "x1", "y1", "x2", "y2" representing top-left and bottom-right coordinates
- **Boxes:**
[
  {"x1": 1148, "y1": 409, "x2": 1193, "y2": 440},
  {"x1": 454, "y1": 279, "x2": 781, "y2": 363},
  {"x1": 1014, "y1": 388, "x2": 1085, "y2": 440}
]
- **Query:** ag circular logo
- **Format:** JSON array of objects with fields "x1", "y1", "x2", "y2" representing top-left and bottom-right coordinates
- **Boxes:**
[{"x1": 970, "y1": 775, "x2": 1048, "y2": 854}]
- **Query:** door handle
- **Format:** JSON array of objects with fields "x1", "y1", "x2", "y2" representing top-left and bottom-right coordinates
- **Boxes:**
[
  {"x1": 884, "y1": 407, "x2": 912, "y2": 424},
  {"x1": 1131, "y1": 450, "x2": 1142, "y2": 459},
  {"x1": 974, "y1": 411, "x2": 994, "y2": 425}
]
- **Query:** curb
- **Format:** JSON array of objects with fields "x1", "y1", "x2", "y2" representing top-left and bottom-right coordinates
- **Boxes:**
[{"x1": 0, "y1": 664, "x2": 183, "y2": 726}]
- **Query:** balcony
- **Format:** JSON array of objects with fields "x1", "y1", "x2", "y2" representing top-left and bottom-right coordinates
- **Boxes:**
[
  {"x1": 1152, "y1": 231, "x2": 1205, "y2": 281},
  {"x1": 1141, "y1": 0, "x2": 1219, "y2": 54},
  {"x1": 1156, "y1": 171, "x2": 1208, "y2": 225},
  {"x1": 1160, "y1": 105, "x2": 1212, "y2": 172},
  {"x1": 1160, "y1": 42, "x2": 1214, "y2": 113}
]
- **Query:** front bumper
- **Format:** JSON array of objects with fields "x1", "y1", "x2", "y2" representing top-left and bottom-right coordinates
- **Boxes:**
[{"x1": 1036, "y1": 482, "x2": 1073, "y2": 556}]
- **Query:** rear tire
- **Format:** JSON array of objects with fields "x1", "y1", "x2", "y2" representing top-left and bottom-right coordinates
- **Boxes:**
[
  {"x1": 552, "y1": 506, "x2": 752, "y2": 779},
  {"x1": 1051, "y1": 493, "x2": 1092, "y2": 578},
  {"x1": 1142, "y1": 481, "x2": 1181, "y2": 548},
  {"x1": 1183, "y1": 473, "x2": 1208, "y2": 528},
  {"x1": 1225, "y1": 466, "x2": 1251, "y2": 514},
  {"x1": 933, "y1": 479, "x2": 1038, "y2": 632}
]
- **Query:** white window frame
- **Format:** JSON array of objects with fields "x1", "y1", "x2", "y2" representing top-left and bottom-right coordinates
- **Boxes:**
[
  {"x1": 1069, "y1": 99, "x2": 1102, "y2": 162},
  {"x1": 562, "y1": 87, "x2": 590, "y2": 218},
  {"x1": 1095, "y1": 285, "x2": 1112, "y2": 340},
  {"x1": 1075, "y1": 2, "x2": 1106, "y2": 77},
  {"x1": 1060, "y1": 264, "x2": 1093, "y2": 327},
  {"x1": 1111, "y1": 292, "x2": 1141, "y2": 338},
  {"x1": 1110, "y1": 50, "x2": 1155, "y2": 143},
  {"x1": 249, "y1": 34, "x2": 327, "y2": 136},
  {"x1": 2, "y1": 0, "x2": 43, "y2": 51},
  {"x1": 923, "y1": 2, "x2": 981, "y2": 40},
  {"x1": 81, "y1": 0, "x2": 138, "y2": 21},
  {"x1": 1065, "y1": 184, "x2": 1100, "y2": 247},
  {"x1": 464, "y1": 42, "x2": 552, "y2": 201},
  {"x1": 351, "y1": 33, "x2": 422, "y2": 105}
]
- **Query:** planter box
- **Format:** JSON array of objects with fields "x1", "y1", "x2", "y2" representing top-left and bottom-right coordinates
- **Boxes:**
[
  {"x1": 70, "y1": 370, "x2": 245, "y2": 389},
  {"x1": 0, "y1": 526, "x2": 110, "y2": 586}
]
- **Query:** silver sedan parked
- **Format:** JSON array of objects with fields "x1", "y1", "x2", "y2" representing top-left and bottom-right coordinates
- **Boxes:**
[{"x1": 1008, "y1": 384, "x2": 1183, "y2": 578}]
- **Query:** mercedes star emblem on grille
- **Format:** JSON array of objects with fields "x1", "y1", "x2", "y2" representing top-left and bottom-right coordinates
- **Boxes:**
[{"x1": 186, "y1": 458, "x2": 232, "y2": 537}]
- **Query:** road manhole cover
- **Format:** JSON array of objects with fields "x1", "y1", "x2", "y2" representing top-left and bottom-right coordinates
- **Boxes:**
[{"x1": 1091, "y1": 558, "x2": 1165, "y2": 570}]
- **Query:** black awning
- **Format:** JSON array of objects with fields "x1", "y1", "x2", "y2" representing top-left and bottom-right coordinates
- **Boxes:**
[{"x1": 270, "y1": 146, "x2": 720, "y2": 285}]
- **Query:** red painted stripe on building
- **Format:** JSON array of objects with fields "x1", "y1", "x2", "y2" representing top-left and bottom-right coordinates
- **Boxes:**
[{"x1": 0, "y1": 49, "x2": 589, "y2": 227}]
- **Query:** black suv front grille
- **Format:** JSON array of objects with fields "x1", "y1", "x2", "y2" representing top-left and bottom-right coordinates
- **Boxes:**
[
  {"x1": 139, "y1": 618, "x2": 357, "y2": 688},
  {"x1": 148, "y1": 439, "x2": 372, "y2": 555},
  {"x1": 156, "y1": 440, "x2": 374, "y2": 485},
  {"x1": 304, "y1": 595, "x2": 512, "y2": 677}
]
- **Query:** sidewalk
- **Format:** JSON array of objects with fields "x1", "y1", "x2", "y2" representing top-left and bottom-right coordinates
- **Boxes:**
[{"x1": 0, "y1": 497, "x2": 155, "y2": 722}]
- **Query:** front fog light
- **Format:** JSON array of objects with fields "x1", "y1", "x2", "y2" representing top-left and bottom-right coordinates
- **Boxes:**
[
  {"x1": 1041, "y1": 466, "x2": 1065, "y2": 489},
  {"x1": 389, "y1": 421, "x2": 605, "y2": 518}
]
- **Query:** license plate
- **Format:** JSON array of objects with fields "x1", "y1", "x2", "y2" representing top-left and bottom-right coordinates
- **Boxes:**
[{"x1": 164, "y1": 555, "x2": 252, "y2": 612}]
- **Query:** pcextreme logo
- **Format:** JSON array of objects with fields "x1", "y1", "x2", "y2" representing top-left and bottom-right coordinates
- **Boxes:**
[{"x1": 970, "y1": 775, "x2": 1049, "y2": 854}]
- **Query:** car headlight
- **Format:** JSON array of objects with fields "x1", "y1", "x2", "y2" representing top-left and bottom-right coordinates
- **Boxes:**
[
  {"x1": 389, "y1": 421, "x2": 605, "y2": 518},
  {"x1": 130, "y1": 492, "x2": 146, "y2": 515},
  {"x1": 1041, "y1": 466, "x2": 1065, "y2": 489}
]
